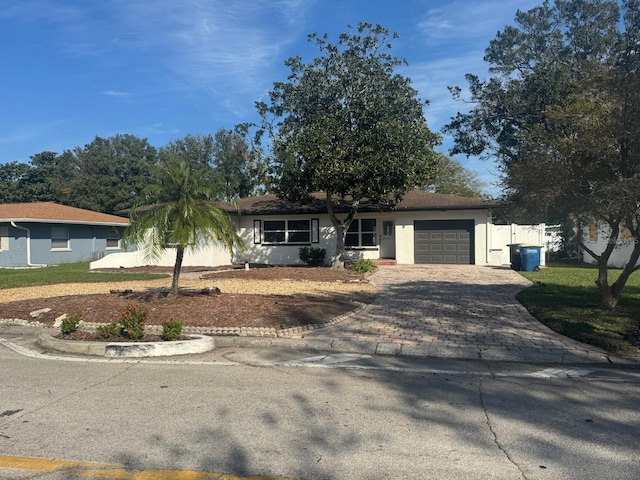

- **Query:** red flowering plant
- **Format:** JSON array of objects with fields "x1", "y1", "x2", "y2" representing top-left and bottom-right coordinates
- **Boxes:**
[{"x1": 119, "y1": 303, "x2": 147, "y2": 340}]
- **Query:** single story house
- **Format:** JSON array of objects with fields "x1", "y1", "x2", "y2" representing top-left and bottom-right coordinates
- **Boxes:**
[
  {"x1": 91, "y1": 190, "x2": 497, "y2": 269},
  {"x1": 581, "y1": 220, "x2": 640, "y2": 268},
  {"x1": 0, "y1": 202, "x2": 129, "y2": 268}
]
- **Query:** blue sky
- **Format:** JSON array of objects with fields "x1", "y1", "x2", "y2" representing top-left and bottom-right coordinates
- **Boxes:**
[{"x1": 0, "y1": 0, "x2": 541, "y2": 193}]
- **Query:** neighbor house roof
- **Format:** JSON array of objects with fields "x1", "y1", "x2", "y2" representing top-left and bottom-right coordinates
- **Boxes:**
[
  {"x1": 0, "y1": 202, "x2": 129, "y2": 226},
  {"x1": 225, "y1": 190, "x2": 494, "y2": 216}
]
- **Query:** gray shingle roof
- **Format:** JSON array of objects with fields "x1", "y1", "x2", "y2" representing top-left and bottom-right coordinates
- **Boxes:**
[{"x1": 223, "y1": 190, "x2": 493, "y2": 215}]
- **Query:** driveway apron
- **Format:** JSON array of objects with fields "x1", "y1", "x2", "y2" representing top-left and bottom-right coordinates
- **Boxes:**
[{"x1": 287, "y1": 265, "x2": 616, "y2": 364}]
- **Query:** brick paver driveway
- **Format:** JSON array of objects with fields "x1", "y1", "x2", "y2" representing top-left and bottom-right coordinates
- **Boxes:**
[{"x1": 288, "y1": 265, "x2": 616, "y2": 364}]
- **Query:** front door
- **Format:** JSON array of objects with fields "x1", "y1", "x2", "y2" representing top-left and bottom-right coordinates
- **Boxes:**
[{"x1": 380, "y1": 219, "x2": 396, "y2": 259}]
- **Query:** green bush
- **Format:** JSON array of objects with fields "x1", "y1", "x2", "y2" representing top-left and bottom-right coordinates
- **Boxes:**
[
  {"x1": 119, "y1": 303, "x2": 147, "y2": 340},
  {"x1": 60, "y1": 314, "x2": 82, "y2": 335},
  {"x1": 347, "y1": 259, "x2": 377, "y2": 274},
  {"x1": 299, "y1": 247, "x2": 327, "y2": 267},
  {"x1": 161, "y1": 317, "x2": 184, "y2": 341},
  {"x1": 95, "y1": 322, "x2": 122, "y2": 340}
]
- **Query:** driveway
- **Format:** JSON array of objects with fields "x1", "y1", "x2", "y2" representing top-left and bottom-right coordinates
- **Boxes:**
[{"x1": 286, "y1": 265, "x2": 617, "y2": 364}]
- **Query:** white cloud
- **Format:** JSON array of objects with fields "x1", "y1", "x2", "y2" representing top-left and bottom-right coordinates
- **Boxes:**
[{"x1": 102, "y1": 90, "x2": 130, "y2": 97}]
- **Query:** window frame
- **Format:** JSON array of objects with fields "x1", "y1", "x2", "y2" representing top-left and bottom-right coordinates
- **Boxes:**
[
  {"x1": 0, "y1": 225, "x2": 8, "y2": 251},
  {"x1": 51, "y1": 225, "x2": 70, "y2": 250},
  {"x1": 106, "y1": 228, "x2": 121, "y2": 250},
  {"x1": 258, "y1": 219, "x2": 312, "y2": 245},
  {"x1": 345, "y1": 218, "x2": 377, "y2": 248}
]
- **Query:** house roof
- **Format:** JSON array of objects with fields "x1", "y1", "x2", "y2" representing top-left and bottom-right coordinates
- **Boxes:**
[
  {"x1": 225, "y1": 190, "x2": 494, "y2": 216},
  {"x1": 0, "y1": 202, "x2": 129, "y2": 226}
]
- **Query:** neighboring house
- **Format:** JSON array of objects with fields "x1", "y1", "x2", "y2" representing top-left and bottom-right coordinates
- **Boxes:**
[
  {"x1": 91, "y1": 190, "x2": 497, "y2": 269},
  {"x1": 0, "y1": 202, "x2": 129, "y2": 268},
  {"x1": 582, "y1": 220, "x2": 640, "y2": 268}
]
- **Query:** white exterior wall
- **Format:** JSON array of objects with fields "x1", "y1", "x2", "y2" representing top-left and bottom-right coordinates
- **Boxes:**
[
  {"x1": 582, "y1": 223, "x2": 640, "y2": 268},
  {"x1": 234, "y1": 215, "x2": 338, "y2": 265},
  {"x1": 393, "y1": 209, "x2": 491, "y2": 265},
  {"x1": 89, "y1": 245, "x2": 233, "y2": 269},
  {"x1": 91, "y1": 209, "x2": 497, "y2": 268}
]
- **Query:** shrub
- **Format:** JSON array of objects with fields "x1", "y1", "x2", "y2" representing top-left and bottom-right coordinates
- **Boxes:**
[
  {"x1": 347, "y1": 259, "x2": 377, "y2": 274},
  {"x1": 162, "y1": 317, "x2": 183, "y2": 341},
  {"x1": 119, "y1": 303, "x2": 147, "y2": 340},
  {"x1": 60, "y1": 314, "x2": 82, "y2": 335},
  {"x1": 299, "y1": 247, "x2": 327, "y2": 267},
  {"x1": 95, "y1": 322, "x2": 122, "y2": 340}
]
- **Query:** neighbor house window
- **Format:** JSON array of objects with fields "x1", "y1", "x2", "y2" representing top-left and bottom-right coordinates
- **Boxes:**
[
  {"x1": 346, "y1": 219, "x2": 377, "y2": 247},
  {"x1": 0, "y1": 225, "x2": 8, "y2": 251},
  {"x1": 106, "y1": 228, "x2": 120, "y2": 249},
  {"x1": 261, "y1": 219, "x2": 311, "y2": 244},
  {"x1": 51, "y1": 226, "x2": 70, "y2": 249}
]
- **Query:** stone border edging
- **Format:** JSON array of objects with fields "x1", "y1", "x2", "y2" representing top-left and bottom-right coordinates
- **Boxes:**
[{"x1": 0, "y1": 301, "x2": 367, "y2": 339}]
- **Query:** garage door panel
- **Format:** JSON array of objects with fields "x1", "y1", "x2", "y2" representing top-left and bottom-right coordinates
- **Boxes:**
[{"x1": 414, "y1": 220, "x2": 474, "y2": 264}]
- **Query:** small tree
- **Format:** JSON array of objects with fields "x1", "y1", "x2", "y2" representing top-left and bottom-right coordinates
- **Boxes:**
[
  {"x1": 124, "y1": 150, "x2": 243, "y2": 297},
  {"x1": 258, "y1": 23, "x2": 439, "y2": 267},
  {"x1": 445, "y1": 0, "x2": 640, "y2": 309}
]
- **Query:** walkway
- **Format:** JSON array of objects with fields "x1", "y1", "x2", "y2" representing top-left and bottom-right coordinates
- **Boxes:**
[{"x1": 285, "y1": 265, "x2": 617, "y2": 364}]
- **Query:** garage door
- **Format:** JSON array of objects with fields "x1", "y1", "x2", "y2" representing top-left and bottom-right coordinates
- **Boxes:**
[{"x1": 414, "y1": 220, "x2": 474, "y2": 264}]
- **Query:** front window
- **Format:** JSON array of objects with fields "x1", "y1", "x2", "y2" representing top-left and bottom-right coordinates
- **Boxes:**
[
  {"x1": 106, "y1": 228, "x2": 120, "y2": 249},
  {"x1": 51, "y1": 226, "x2": 70, "y2": 250},
  {"x1": 346, "y1": 219, "x2": 377, "y2": 247},
  {"x1": 0, "y1": 225, "x2": 8, "y2": 251},
  {"x1": 263, "y1": 220, "x2": 311, "y2": 244}
]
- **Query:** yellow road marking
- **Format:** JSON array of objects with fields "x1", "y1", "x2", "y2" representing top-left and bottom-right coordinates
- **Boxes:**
[{"x1": 0, "y1": 455, "x2": 294, "y2": 479}]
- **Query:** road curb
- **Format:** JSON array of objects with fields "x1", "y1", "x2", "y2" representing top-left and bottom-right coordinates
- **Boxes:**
[{"x1": 36, "y1": 333, "x2": 215, "y2": 358}]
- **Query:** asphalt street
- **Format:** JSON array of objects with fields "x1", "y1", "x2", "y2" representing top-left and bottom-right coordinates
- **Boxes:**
[{"x1": 1, "y1": 332, "x2": 639, "y2": 480}]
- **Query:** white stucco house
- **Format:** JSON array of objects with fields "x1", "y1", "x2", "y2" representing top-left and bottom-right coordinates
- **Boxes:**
[
  {"x1": 581, "y1": 221, "x2": 640, "y2": 269},
  {"x1": 90, "y1": 190, "x2": 498, "y2": 269}
]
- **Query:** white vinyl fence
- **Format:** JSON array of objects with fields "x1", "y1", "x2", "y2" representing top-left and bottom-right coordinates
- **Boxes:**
[{"x1": 487, "y1": 224, "x2": 547, "y2": 266}]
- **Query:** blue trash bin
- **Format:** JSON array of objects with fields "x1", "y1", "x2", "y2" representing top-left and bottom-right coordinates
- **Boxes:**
[{"x1": 520, "y1": 245, "x2": 543, "y2": 272}]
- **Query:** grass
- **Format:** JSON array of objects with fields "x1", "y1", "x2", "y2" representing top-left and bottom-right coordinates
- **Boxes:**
[
  {"x1": 518, "y1": 260, "x2": 640, "y2": 356},
  {"x1": 0, "y1": 262, "x2": 166, "y2": 289}
]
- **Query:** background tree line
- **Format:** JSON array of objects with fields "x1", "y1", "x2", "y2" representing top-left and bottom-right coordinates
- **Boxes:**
[
  {"x1": 0, "y1": 130, "x2": 483, "y2": 216},
  {"x1": 0, "y1": 126, "x2": 268, "y2": 213}
]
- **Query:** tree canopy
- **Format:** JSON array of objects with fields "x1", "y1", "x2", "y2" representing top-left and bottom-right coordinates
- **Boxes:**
[
  {"x1": 258, "y1": 22, "x2": 440, "y2": 266},
  {"x1": 444, "y1": 0, "x2": 640, "y2": 309},
  {"x1": 427, "y1": 154, "x2": 485, "y2": 198},
  {"x1": 124, "y1": 149, "x2": 243, "y2": 296},
  {"x1": 56, "y1": 134, "x2": 157, "y2": 213}
]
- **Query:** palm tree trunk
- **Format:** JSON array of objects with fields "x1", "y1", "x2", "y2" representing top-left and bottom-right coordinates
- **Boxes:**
[{"x1": 170, "y1": 246, "x2": 185, "y2": 297}]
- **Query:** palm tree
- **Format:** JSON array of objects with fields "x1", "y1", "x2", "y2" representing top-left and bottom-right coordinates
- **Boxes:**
[{"x1": 124, "y1": 153, "x2": 243, "y2": 297}]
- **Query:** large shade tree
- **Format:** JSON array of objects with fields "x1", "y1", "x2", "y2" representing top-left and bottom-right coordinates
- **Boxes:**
[
  {"x1": 258, "y1": 23, "x2": 440, "y2": 267},
  {"x1": 56, "y1": 134, "x2": 157, "y2": 213},
  {"x1": 124, "y1": 149, "x2": 243, "y2": 297},
  {"x1": 445, "y1": 0, "x2": 640, "y2": 309},
  {"x1": 211, "y1": 126, "x2": 268, "y2": 200},
  {"x1": 427, "y1": 154, "x2": 485, "y2": 198}
]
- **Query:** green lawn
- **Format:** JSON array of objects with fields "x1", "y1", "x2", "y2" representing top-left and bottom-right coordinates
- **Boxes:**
[
  {"x1": 518, "y1": 261, "x2": 640, "y2": 356},
  {"x1": 0, "y1": 262, "x2": 165, "y2": 289}
]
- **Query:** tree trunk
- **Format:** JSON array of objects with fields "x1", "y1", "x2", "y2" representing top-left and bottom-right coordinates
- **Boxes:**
[
  {"x1": 169, "y1": 246, "x2": 185, "y2": 297},
  {"x1": 607, "y1": 238, "x2": 640, "y2": 310},
  {"x1": 326, "y1": 194, "x2": 358, "y2": 269},
  {"x1": 595, "y1": 260, "x2": 617, "y2": 310},
  {"x1": 580, "y1": 220, "x2": 620, "y2": 310}
]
